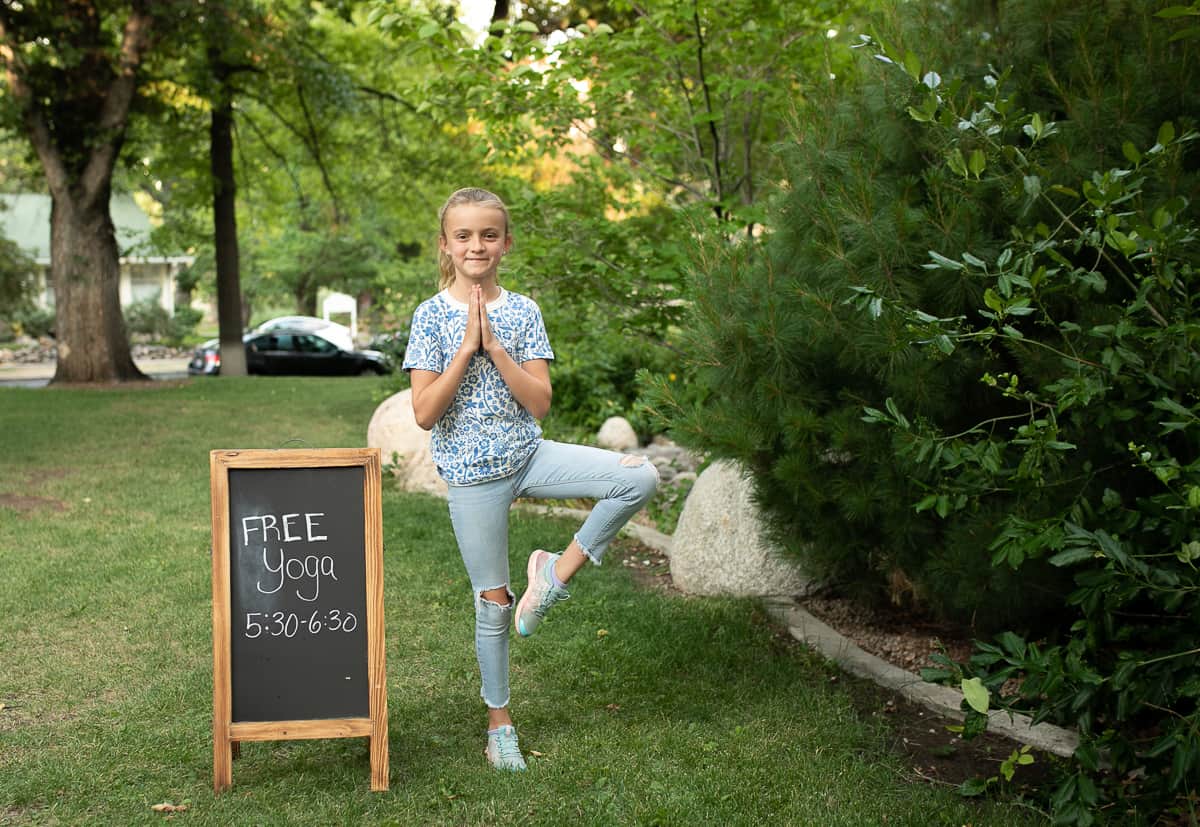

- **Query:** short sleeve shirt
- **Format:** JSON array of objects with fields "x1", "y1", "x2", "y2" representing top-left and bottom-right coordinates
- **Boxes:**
[{"x1": 402, "y1": 288, "x2": 555, "y2": 485}]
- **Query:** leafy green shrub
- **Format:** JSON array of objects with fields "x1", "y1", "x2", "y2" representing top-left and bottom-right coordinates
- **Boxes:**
[
  {"x1": 124, "y1": 299, "x2": 202, "y2": 345},
  {"x1": 167, "y1": 306, "x2": 203, "y2": 345},
  {"x1": 10, "y1": 305, "x2": 55, "y2": 339},
  {"x1": 124, "y1": 297, "x2": 170, "y2": 340},
  {"x1": 645, "y1": 1, "x2": 1199, "y2": 820},
  {"x1": 857, "y1": 36, "x2": 1200, "y2": 827}
]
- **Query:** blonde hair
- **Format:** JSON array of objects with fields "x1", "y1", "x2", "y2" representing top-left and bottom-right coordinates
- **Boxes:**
[{"x1": 437, "y1": 187, "x2": 512, "y2": 289}]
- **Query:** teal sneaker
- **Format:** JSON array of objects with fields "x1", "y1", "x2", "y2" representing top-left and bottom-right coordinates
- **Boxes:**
[
  {"x1": 486, "y1": 725, "x2": 527, "y2": 771},
  {"x1": 515, "y1": 549, "x2": 569, "y2": 637}
]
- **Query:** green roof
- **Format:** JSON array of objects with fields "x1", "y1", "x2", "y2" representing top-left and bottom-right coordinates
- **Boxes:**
[{"x1": 0, "y1": 192, "x2": 180, "y2": 263}]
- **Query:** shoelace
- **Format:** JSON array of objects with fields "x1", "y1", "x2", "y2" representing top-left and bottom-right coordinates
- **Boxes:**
[
  {"x1": 494, "y1": 731, "x2": 522, "y2": 763},
  {"x1": 534, "y1": 587, "x2": 569, "y2": 618}
]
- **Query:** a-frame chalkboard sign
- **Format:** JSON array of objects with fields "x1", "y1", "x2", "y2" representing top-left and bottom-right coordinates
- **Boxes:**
[{"x1": 210, "y1": 448, "x2": 388, "y2": 792}]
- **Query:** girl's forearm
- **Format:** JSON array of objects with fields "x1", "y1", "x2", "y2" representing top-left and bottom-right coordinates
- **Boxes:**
[
  {"x1": 411, "y1": 348, "x2": 475, "y2": 429},
  {"x1": 488, "y1": 347, "x2": 552, "y2": 420}
]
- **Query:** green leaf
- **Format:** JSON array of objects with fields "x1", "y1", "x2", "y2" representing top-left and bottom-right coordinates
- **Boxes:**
[
  {"x1": 884, "y1": 397, "x2": 910, "y2": 428},
  {"x1": 1048, "y1": 547, "x2": 1096, "y2": 567},
  {"x1": 1023, "y1": 175, "x2": 1042, "y2": 198},
  {"x1": 962, "y1": 677, "x2": 989, "y2": 714},
  {"x1": 417, "y1": 21, "x2": 441, "y2": 39},
  {"x1": 928, "y1": 250, "x2": 965, "y2": 270},
  {"x1": 1122, "y1": 141, "x2": 1142, "y2": 165},
  {"x1": 968, "y1": 148, "x2": 986, "y2": 178},
  {"x1": 983, "y1": 288, "x2": 1004, "y2": 313},
  {"x1": 1157, "y1": 5, "x2": 1200, "y2": 18},
  {"x1": 515, "y1": 20, "x2": 540, "y2": 33},
  {"x1": 946, "y1": 148, "x2": 968, "y2": 178},
  {"x1": 961, "y1": 251, "x2": 986, "y2": 268},
  {"x1": 1158, "y1": 121, "x2": 1177, "y2": 146},
  {"x1": 906, "y1": 106, "x2": 932, "y2": 123},
  {"x1": 903, "y1": 50, "x2": 921, "y2": 80},
  {"x1": 958, "y1": 777, "x2": 989, "y2": 797},
  {"x1": 1177, "y1": 541, "x2": 1200, "y2": 563}
]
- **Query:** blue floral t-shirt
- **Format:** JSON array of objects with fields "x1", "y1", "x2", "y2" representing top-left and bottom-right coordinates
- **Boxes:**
[{"x1": 402, "y1": 288, "x2": 555, "y2": 486}]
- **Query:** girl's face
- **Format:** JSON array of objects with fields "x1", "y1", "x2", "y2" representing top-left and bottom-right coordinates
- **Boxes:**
[{"x1": 439, "y1": 204, "x2": 511, "y2": 285}]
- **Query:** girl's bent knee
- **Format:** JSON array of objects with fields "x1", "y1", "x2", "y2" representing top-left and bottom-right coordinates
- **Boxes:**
[{"x1": 623, "y1": 457, "x2": 659, "y2": 507}]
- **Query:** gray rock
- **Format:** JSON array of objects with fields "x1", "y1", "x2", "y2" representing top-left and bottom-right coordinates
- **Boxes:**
[
  {"x1": 651, "y1": 456, "x2": 677, "y2": 483},
  {"x1": 596, "y1": 416, "x2": 639, "y2": 451},
  {"x1": 670, "y1": 459, "x2": 813, "y2": 597},
  {"x1": 366, "y1": 389, "x2": 447, "y2": 497}
]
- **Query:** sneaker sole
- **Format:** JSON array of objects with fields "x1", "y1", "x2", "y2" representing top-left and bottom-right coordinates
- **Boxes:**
[{"x1": 514, "y1": 550, "x2": 547, "y2": 637}]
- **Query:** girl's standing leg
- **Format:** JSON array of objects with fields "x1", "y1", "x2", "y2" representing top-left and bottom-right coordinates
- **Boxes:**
[
  {"x1": 512, "y1": 441, "x2": 659, "y2": 635},
  {"x1": 446, "y1": 476, "x2": 527, "y2": 770}
]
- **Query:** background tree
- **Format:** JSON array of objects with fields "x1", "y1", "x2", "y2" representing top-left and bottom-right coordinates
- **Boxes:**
[
  {"x1": 0, "y1": 0, "x2": 166, "y2": 382},
  {"x1": 0, "y1": 1, "x2": 158, "y2": 381},
  {"x1": 370, "y1": 0, "x2": 869, "y2": 434}
]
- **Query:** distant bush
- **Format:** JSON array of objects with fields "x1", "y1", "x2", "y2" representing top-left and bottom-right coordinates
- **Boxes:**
[
  {"x1": 167, "y1": 306, "x2": 203, "y2": 345},
  {"x1": 125, "y1": 298, "x2": 202, "y2": 346},
  {"x1": 10, "y1": 306, "x2": 55, "y2": 339}
]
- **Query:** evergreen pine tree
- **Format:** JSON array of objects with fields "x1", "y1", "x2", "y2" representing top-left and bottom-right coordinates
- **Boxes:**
[{"x1": 645, "y1": 0, "x2": 1199, "y2": 631}]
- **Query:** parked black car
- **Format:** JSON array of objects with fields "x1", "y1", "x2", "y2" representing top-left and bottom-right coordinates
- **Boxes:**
[{"x1": 188, "y1": 329, "x2": 392, "y2": 376}]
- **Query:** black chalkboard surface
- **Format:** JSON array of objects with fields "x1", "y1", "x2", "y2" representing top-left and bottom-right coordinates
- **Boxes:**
[
  {"x1": 228, "y1": 466, "x2": 368, "y2": 721},
  {"x1": 210, "y1": 448, "x2": 388, "y2": 792}
]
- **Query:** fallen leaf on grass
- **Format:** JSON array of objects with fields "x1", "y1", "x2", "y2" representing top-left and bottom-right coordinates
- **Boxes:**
[
  {"x1": 529, "y1": 750, "x2": 544, "y2": 757},
  {"x1": 151, "y1": 803, "x2": 188, "y2": 813},
  {"x1": 605, "y1": 703, "x2": 621, "y2": 712}
]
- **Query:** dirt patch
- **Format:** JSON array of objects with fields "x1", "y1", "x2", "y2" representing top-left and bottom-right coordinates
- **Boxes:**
[
  {"x1": 0, "y1": 493, "x2": 67, "y2": 514},
  {"x1": 610, "y1": 538, "x2": 1059, "y2": 795}
]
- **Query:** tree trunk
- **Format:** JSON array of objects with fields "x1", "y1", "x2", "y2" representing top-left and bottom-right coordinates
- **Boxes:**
[
  {"x1": 211, "y1": 83, "x2": 248, "y2": 376},
  {"x1": 50, "y1": 191, "x2": 146, "y2": 383}
]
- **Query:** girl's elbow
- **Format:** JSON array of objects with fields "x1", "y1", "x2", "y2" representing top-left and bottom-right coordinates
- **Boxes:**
[{"x1": 412, "y1": 405, "x2": 437, "y2": 430}]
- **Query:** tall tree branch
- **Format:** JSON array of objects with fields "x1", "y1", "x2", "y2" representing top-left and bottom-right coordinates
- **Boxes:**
[
  {"x1": 0, "y1": 17, "x2": 70, "y2": 195},
  {"x1": 82, "y1": 4, "x2": 154, "y2": 203}
]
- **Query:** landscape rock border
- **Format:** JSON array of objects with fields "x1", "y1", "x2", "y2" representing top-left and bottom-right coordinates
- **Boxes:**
[{"x1": 761, "y1": 596, "x2": 1079, "y2": 758}]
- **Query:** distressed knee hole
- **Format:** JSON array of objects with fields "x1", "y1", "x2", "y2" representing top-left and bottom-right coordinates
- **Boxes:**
[{"x1": 476, "y1": 586, "x2": 514, "y2": 610}]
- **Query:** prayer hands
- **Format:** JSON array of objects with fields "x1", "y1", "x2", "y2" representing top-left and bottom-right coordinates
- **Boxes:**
[{"x1": 463, "y1": 284, "x2": 499, "y2": 355}]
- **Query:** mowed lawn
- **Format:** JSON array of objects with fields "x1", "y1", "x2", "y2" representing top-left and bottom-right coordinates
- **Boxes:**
[{"x1": 0, "y1": 378, "x2": 1044, "y2": 825}]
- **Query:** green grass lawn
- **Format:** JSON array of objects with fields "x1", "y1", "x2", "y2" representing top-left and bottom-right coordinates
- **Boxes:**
[{"x1": 0, "y1": 377, "x2": 1045, "y2": 825}]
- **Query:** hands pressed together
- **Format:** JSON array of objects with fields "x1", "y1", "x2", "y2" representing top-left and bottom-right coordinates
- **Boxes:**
[{"x1": 461, "y1": 283, "x2": 501, "y2": 357}]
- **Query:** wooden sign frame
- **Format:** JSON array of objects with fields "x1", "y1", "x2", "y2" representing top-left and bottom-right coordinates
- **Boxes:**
[{"x1": 210, "y1": 448, "x2": 388, "y2": 792}]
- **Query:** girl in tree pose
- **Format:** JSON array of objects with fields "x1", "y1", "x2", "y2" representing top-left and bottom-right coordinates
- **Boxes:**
[{"x1": 402, "y1": 187, "x2": 659, "y2": 771}]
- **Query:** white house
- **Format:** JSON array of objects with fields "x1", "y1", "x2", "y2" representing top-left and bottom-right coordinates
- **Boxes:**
[{"x1": 0, "y1": 192, "x2": 194, "y2": 314}]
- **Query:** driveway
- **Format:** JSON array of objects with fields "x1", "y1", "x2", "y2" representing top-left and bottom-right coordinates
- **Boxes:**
[{"x1": 0, "y1": 357, "x2": 191, "y2": 387}]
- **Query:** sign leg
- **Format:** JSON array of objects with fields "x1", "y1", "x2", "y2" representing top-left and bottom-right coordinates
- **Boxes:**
[
  {"x1": 370, "y1": 731, "x2": 389, "y2": 792},
  {"x1": 214, "y1": 732, "x2": 233, "y2": 792}
]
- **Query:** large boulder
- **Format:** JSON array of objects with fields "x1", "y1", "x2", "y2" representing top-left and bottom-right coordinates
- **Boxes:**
[
  {"x1": 670, "y1": 459, "x2": 813, "y2": 597},
  {"x1": 366, "y1": 389, "x2": 447, "y2": 497},
  {"x1": 596, "y1": 416, "x2": 639, "y2": 451}
]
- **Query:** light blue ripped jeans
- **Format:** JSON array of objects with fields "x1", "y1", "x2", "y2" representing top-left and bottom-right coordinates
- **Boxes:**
[{"x1": 446, "y1": 439, "x2": 659, "y2": 709}]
